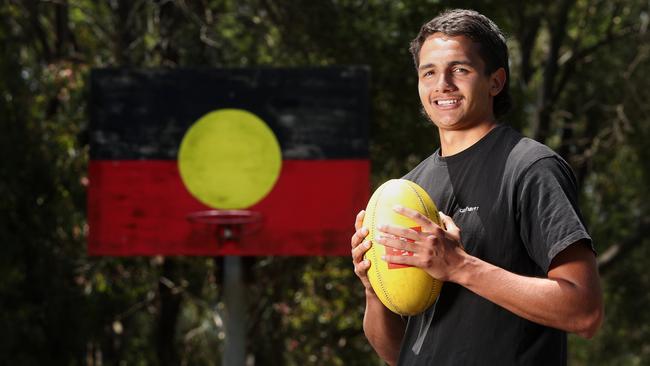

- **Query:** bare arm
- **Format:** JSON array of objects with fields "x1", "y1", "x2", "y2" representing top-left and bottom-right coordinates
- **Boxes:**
[
  {"x1": 378, "y1": 207, "x2": 604, "y2": 338},
  {"x1": 351, "y1": 210, "x2": 406, "y2": 365},
  {"x1": 455, "y1": 240, "x2": 603, "y2": 337},
  {"x1": 362, "y1": 290, "x2": 406, "y2": 365}
]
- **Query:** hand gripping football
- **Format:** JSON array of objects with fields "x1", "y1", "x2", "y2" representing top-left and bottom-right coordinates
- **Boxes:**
[{"x1": 363, "y1": 179, "x2": 443, "y2": 316}]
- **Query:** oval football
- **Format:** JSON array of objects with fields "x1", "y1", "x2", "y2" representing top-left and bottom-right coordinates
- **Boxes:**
[{"x1": 362, "y1": 179, "x2": 443, "y2": 316}]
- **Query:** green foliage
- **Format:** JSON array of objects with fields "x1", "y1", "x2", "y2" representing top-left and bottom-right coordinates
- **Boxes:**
[
  {"x1": 247, "y1": 257, "x2": 378, "y2": 365},
  {"x1": 2, "y1": 0, "x2": 650, "y2": 364}
]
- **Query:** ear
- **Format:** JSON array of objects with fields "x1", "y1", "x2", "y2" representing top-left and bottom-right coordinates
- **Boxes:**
[{"x1": 489, "y1": 68, "x2": 506, "y2": 96}]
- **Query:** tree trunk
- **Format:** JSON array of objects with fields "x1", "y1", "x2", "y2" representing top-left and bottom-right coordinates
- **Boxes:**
[
  {"x1": 54, "y1": 0, "x2": 69, "y2": 60},
  {"x1": 157, "y1": 258, "x2": 182, "y2": 366},
  {"x1": 533, "y1": 0, "x2": 574, "y2": 143},
  {"x1": 113, "y1": 0, "x2": 136, "y2": 65}
]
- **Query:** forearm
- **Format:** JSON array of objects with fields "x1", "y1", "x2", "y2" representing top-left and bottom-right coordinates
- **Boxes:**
[
  {"x1": 454, "y1": 254, "x2": 603, "y2": 337},
  {"x1": 363, "y1": 291, "x2": 406, "y2": 365}
]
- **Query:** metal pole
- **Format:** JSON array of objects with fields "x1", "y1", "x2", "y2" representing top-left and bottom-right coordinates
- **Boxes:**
[{"x1": 223, "y1": 255, "x2": 246, "y2": 365}]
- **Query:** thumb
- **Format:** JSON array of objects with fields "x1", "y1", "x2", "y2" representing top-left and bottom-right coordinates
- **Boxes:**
[{"x1": 438, "y1": 212, "x2": 460, "y2": 240}]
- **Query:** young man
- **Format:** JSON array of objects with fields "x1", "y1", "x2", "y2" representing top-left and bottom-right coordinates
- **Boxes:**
[{"x1": 351, "y1": 9, "x2": 603, "y2": 365}]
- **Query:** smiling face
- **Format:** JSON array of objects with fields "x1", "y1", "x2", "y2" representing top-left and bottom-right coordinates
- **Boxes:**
[{"x1": 417, "y1": 33, "x2": 505, "y2": 132}]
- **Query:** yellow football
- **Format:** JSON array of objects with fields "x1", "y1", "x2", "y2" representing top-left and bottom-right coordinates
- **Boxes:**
[{"x1": 363, "y1": 179, "x2": 443, "y2": 316}]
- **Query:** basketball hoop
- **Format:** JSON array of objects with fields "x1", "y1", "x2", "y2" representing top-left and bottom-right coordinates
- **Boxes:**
[{"x1": 186, "y1": 210, "x2": 263, "y2": 247}]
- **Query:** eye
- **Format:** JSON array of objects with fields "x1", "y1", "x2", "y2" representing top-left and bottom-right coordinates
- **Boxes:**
[
  {"x1": 421, "y1": 70, "x2": 434, "y2": 78},
  {"x1": 452, "y1": 67, "x2": 469, "y2": 74}
]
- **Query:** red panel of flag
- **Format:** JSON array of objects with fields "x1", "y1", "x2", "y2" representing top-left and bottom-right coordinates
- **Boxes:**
[{"x1": 88, "y1": 160, "x2": 369, "y2": 255}]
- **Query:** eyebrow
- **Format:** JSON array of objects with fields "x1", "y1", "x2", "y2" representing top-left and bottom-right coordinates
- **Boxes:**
[{"x1": 418, "y1": 60, "x2": 475, "y2": 71}]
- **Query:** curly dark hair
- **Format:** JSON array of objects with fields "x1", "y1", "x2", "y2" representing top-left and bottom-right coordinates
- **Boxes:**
[{"x1": 409, "y1": 9, "x2": 512, "y2": 118}]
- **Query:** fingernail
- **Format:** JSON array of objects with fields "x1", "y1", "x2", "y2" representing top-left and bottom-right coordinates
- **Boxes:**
[
  {"x1": 364, "y1": 241, "x2": 371, "y2": 248},
  {"x1": 393, "y1": 205, "x2": 403, "y2": 211},
  {"x1": 361, "y1": 227, "x2": 368, "y2": 235}
]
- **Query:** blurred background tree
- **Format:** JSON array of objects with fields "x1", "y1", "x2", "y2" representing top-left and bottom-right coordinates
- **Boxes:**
[{"x1": 1, "y1": 0, "x2": 649, "y2": 365}]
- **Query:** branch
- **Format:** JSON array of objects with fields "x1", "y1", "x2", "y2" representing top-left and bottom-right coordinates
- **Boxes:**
[
  {"x1": 598, "y1": 217, "x2": 650, "y2": 274},
  {"x1": 554, "y1": 2, "x2": 640, "y2": 163},
  {"x1": 553, "y1": 24, "x2": 637, "y2": 102}
]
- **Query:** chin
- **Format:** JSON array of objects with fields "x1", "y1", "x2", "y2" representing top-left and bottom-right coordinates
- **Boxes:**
[{"x1": 432, "y1": 117, "x2": 462, "y2": 129}]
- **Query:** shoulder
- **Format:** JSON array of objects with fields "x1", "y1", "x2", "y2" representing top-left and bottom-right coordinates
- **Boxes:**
[
  {"x1": 506, "y1": 137, "x2": 570, "y2": 180},
  {"x1": 510, "y1": 137, "x2": 557, "y2": 167},
  {"x1": 509, "y1": 139, "x2": 581, "y2": 204},
  {"x1": 402, "y1": 152, "x2": 440, "y2": 183}
]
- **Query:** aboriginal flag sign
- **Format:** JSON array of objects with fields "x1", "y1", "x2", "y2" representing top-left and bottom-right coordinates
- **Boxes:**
[{"x1": 88, "y1": 67, "x2": 370, "y2": 256}]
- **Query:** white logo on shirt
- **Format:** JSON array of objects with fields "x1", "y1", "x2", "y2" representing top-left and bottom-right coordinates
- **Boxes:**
[{"x1": 458, "y1": 206, "x2": 479, "y2": 213}]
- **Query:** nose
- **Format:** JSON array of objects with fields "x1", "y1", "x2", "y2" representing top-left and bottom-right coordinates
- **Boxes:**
[{"x1": 435, "y1": 72, "x2": 456, "y2": 93}]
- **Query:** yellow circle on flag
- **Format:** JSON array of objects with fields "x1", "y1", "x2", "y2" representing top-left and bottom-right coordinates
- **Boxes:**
[{"x1": 178, "y1": 109, "x2": 282, "y2": 209}]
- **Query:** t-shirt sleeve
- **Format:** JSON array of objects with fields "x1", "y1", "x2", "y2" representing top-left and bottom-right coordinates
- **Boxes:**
[{"x1": 517, "y1": 156, "x2": 593, "y2": 273}]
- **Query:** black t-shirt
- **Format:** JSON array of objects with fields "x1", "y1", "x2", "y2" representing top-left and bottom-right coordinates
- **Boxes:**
[{"x1": 397, "y1": 125, "x2": 592, "y2": 365}]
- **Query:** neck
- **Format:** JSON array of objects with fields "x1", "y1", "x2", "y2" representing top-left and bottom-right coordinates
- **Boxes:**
[{"x1": 438, "y1": 121, "x2": 498, "y2": 157}]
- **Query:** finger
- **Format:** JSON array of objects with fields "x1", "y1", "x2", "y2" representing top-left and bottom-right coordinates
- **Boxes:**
[
  {"x1": 351, "y1": 240, "x2": 372, "y2": 263},
  {"x1": 354, "y1": 210, "x2": 366, "y2": 231},
  {"x1": 377, "y1": 224, "x2": 420, "y2": 242},
  {"x1": 438, "y1": 211, "x2": 460, "y2": 240},
  {"x1": 354, "y1": 256, "x2": 371, "y2": 275},
  {"x1": 381, "y1": 254, "x2": 415, "y2": 267},
  {"x1": 351, "y1": 226, "x2": 369, "y2": 248},
  {"x1": 393, "y1": 205, "x2": 438, "y2": 229},
  {"x1": 376, "y1": 234, "x2": 418, "y2": 253},
  {"x1": 353, "y1": 255, "x2": 373, "y2": 288}
]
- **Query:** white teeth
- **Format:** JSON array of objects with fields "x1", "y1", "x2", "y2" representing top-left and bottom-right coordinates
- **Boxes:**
[{"x1": 436, "y1": 99, "x2": 459, "y2": 106}]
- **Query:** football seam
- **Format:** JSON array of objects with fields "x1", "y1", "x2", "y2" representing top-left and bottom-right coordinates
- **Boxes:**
[
  {"x1": 371, "y1": 181, "x2": 403, "y2": 315},
  {"x1": 404, "y1": 180, "x2": 430, "y2": 218},
  {"x1": 404, "y1": 180, "x2": 439, "y2": 310}
]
